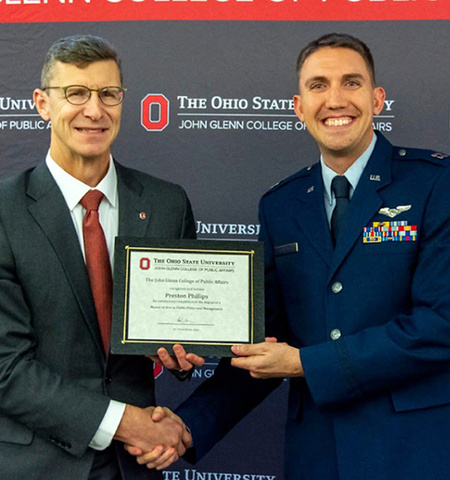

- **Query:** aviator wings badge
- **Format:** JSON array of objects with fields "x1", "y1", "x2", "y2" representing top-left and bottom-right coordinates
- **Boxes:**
[{"x1": 378, "y1": 205, "x2": 411, "y2": 218}]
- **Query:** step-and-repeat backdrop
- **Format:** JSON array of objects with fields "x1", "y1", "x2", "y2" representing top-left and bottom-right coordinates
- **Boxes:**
[{"x1": 1, "y1": 2, "x2": 449, "y2": 478}]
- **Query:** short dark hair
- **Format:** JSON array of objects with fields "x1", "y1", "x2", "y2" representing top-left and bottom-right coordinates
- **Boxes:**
[
  {"x1": 41, "y1": 34, "x2": 122, "y2": 87},
  {"x1": 296, "y1": 33, "x2": 376, "y2": 86}
]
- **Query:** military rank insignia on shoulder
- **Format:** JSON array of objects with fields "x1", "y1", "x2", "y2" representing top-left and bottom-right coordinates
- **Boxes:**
[
  {"x1": 264, "y1": 163, "x2": 318, "y2": 196},
  {"x1": 395, "y1": 147, "x2": 449, "y2": 166}
]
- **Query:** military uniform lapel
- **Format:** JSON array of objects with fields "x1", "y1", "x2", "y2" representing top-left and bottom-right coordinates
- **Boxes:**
[
  {"x1": 328, "y1": 134, "x2": 394, "y2": 280},
  {"x1": 26, "y1": 163, "x2": 104, "y2": 354},
  {"x1": 294, "y1": 165, "x2": 333, "y2": 267}
]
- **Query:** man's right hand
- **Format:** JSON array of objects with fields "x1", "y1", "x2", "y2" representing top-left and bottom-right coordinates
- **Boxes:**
[
  {"x1": 123, "y1": 406, "x2": 192, "y2": 470},
  {"x1": 114, "y1": 404, "x2": 191, "y2": 467}
]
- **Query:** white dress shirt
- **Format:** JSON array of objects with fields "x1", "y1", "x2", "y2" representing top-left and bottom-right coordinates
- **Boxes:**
[
  {"x1": 46, "y1": 153, "x2": 126, "y2": 451},
  {"x1": 321, "y1": 133, "x2": 377, "y2": 224}
]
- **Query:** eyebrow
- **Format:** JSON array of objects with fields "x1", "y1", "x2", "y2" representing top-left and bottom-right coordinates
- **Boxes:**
[
  {"x1": 342, "y1": 73, "x2": 366, "y2": 82},
  {"x1": 303, "y1": 73, "x2": 366, "y2": 87}
]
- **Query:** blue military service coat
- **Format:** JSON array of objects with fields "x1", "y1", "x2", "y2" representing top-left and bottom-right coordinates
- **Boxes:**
[{"x1": 177, "y1": 132, "x2": 450, "y2": 480}]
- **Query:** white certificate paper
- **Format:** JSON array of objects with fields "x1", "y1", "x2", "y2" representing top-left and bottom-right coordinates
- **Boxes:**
[{"x1": 111, "y1": 239, "x2": 264, "y2": 356}]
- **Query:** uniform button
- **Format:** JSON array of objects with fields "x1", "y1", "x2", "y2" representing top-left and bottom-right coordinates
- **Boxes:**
[
  {"x1": 330, "y1": 329, "x2": 342, "y2": 340},
  {"x1": 105, "y1": 376, "x2": 112, "y2": 385},
  {"x1": 331, "y1": 282, "x2": 343, "y2": 294},
  {"x1": 398, "y1": 149, "x2": 406, "y2": 157}
]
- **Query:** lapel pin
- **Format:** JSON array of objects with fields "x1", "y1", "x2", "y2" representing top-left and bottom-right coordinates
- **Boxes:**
[
  {"x1": 370, "y1": 174, "x2": 381, "y2": 182},
  {"x1": 307, "y1": 186, "x2": 314, "y2": 194},
  {"x1": 139, "y1": 212, "x2": 146, "y2": 220}
]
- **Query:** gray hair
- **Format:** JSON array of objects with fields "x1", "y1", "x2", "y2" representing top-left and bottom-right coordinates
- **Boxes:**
[{"x1": 41, "y1": 34, "x2": 122, "y2": 87}]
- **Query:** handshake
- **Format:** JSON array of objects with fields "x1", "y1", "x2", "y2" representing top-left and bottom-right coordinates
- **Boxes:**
[
  {"x1": 114, "y1": 345, "x2": 203, "y2": 470},
  {"x1": 115, "y1": 404, "x2": 192, "y2": 470},
  {"x1": 112, "y1": 337, "x2": 297, "y2": 470}
]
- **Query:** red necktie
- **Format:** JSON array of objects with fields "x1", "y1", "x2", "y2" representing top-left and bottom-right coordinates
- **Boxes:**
[{"x1": 80, "y1": 190, "x2": 113, "y2": 354}]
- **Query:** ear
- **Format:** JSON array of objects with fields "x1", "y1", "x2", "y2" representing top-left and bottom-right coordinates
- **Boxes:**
[
  {"x1": 33, "y1": 89, "x2": 51, "y2": 121},
  {"x1": 373, "y1": 87, "x2": 386, "y2": 116},
  {"x1": 293, "y1": 94, "x2": 305, "y2": 122}
]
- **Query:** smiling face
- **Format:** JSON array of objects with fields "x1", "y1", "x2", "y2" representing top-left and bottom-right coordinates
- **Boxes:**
[
  {"x1": 294, "y1": 47, "x2": 385, "y2": 172},
  {"x1": 34, "y1": 60, "x2": 122, "y2": 175}
]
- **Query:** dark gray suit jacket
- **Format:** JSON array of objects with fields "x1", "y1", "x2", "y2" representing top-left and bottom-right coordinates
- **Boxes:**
[{"x1": 0, "y1": 161, "x2": 196, "y2": 480}]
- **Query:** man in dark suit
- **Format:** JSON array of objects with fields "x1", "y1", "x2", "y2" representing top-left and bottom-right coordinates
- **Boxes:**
[
  {"x1": 0, "y1": 34, "x2": 201, "y2": 479},
  {"x1": 137, "y1": 33, "x2": 450, "y2": 479}
]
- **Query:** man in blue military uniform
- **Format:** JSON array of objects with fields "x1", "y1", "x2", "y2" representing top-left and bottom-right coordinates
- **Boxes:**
[{"x1": 132, "y1": 33, "x2": 450, "y2": 479}]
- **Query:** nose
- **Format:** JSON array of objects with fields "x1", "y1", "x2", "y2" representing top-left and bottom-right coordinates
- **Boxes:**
[
  {"x1": 82, "y1": 92, "x2": 104, "y2": 120},
  {"x1": 325, "y1": 85, "x2": 348, "y2": 110}
]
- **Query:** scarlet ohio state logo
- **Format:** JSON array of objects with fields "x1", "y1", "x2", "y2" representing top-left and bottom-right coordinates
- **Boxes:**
[
  {"x1": 139, "y1": 257, "x2": 151, "y2": 270},
  {"x1": 153, "y1": 363, "x2": 164, "y2": 379},
  {"x1": 141, "y1": 94, "x2": 169, "y2": 131}
]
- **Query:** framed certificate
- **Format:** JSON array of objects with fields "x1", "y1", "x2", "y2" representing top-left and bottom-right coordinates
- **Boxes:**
[{"x1": 111, "y1": 238, "x2": 264, "y2": 356}]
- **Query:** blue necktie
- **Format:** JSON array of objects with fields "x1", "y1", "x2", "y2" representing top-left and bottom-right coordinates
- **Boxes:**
[{"x1": 331, "y1": 175, "x2": 350, "y2": 246}]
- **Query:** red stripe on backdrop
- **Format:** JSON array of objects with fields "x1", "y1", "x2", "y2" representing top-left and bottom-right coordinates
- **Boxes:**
[{"x1": 0, "y1": 0, "x2": 448, "y2": 24}]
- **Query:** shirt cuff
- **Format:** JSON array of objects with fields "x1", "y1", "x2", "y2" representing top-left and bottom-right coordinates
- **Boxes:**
[{"x1": 89, "y1": 400, "x2": 126, "y2": 451}]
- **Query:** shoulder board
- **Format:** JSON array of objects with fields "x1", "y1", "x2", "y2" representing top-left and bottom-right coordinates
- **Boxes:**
[
  {"x1": 394, "y1": 146, "x2": 449, "y2": 166},
  {"x1": 262, "y1": 163, "x2": 318, "y2": 197}
]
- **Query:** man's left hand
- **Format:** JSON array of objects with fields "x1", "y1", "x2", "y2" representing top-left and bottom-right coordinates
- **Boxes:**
[
  {"x1": 148, "y1": 343, "x2": 205, "y2": 372},
  {"x1": 231, "y1": 338, "x2": 304, "y2": 378}
]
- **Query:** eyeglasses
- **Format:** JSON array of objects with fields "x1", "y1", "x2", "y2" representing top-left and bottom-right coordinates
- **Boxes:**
[{"x1": 42, "y1": 85, "x2": 127, "y2": 106}]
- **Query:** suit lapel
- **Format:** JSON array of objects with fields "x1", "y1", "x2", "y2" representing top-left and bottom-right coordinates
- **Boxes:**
[
  {"x1": 294, "y1": 165, "x2": 333, "y2": 267},
  {"x1": 328, "y1": 134, "x2": 394, "y2": 280},
  {"x1": 26, "y1": 163, "x2": 104, "y2": 354},
  {"x1": 116, "y1": 162, "x2": 151, "y2": 237}
]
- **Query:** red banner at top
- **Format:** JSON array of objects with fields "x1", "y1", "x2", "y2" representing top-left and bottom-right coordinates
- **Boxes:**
[{"x1": 0, "y1": 0, "x2": 447, "y2": 23}]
